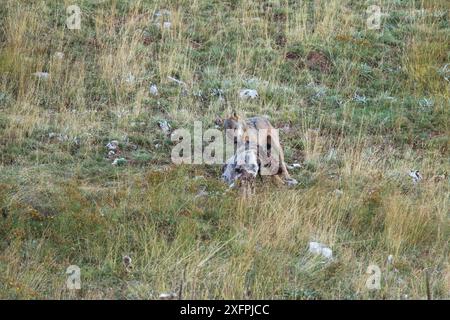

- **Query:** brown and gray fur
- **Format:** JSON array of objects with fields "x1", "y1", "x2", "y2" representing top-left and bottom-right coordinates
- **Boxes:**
[{"x1": 223, "y1": 112, "x2": 293, "y2": 185}]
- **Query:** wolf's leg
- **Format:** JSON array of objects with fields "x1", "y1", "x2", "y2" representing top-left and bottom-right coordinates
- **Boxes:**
[
  {"x1": 271, "y1": 175, "x2": 285, "y2": 186},
  {"x1": 270, "y1": 139, "x2": 291, "y2": 180}
]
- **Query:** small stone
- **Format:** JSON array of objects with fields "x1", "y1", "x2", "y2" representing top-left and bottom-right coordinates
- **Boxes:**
[
  {"x1": 353, "y1": 92, "x2": 367, "y2": 104},
  {"x1": 409, "y1": 170, "x2": 422, "y2": 184},
  {"x1": 54, "y1": 52, "x2": 64, "y2": 59},
  {"x1": 112, "y1": 158, "x2": 127, "y2": 166},
  {"x1": 195, "y1": 187, "x2": 209, "y2": 198},
  {"x1": 124, "y1": 73, "x2": 135, "y2": 84},
  {"x1": 286, "y1": 178, "x2": 298, "y2": 187},
  {"x1": 159, "y1": 292, "x2": 177, "y2": 300},
  {"x1": 239, "y1": 89, "x2": 258, "y2": 100},
  {"x1": 158, "y1": 120, "x2": 171, "y2": 135},
  {"x1": 149, "y1": 84, "x2": 158, "y2": 96},
  {"x1": 308, "y1": 241, "x2": 333, "y2": 260},
  {"x1": 106, "y1": 140, "x2": 119, "y2": 151},
  {"x1": 122, "y1": 255, "x2": 133, "y2": 273},
  {"x1": 387, "y1": 254, "x2": 394, "y2": 264},
  {"x1": 33, "y1": 72, "x2": 50, "y2": 80}
]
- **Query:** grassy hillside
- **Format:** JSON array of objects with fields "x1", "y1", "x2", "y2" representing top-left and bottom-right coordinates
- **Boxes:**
[{"x1": 0, "y1": 0, "x2": 449, "y2": 299}]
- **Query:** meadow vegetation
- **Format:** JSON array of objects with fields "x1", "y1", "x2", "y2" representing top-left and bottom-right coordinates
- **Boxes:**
[{"x1": 0, "y1": 0, "x2": 448, "y2": 299}]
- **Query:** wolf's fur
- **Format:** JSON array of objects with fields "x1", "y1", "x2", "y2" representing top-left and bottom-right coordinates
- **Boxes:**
[
  {"x1": 223, "y1": 113, "x2": 294, "y2": 185},
  {"x1": 222, "y1": 147, "x2": 259, "y2": 186}
]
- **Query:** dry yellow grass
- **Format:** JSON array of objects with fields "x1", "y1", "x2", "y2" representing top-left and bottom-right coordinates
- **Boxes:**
[{"x1": 0, "y1": 0, "x2": 448, "y2": 299}]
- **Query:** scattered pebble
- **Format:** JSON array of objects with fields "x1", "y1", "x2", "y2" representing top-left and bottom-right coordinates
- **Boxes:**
[
  {"x1": 287, "y1": 163, "x2": 302, "y2": 169},
  {"x1": 195, "y1": 186, "x2": 209, "y2": 198},
  {"x1": 54, "y1": 52, "x2": 64, "y2": 60},
  {"x1": 353, "y1": 92, "x2": 367, "y2": 104},
  {"x1": 418, "y1": 98, "x2": 434, "y2": 108},
  {"x1": 214, "y1": 117, "x2": 223, "y2": 127},
  {"x1": 334, "y1": 189, "x2": 344, "y2": 197},
  {"x1": 159, "y1": 292, "x2": 178, "y2": 300},
  {"x1": 387, "y1": 254, "x2": 394, "y2": 264},
  {"x1": 286, "y1": 178, "x2": 298, "y2": 187},
  {"x1": 47, "y1": 132, "x2": 79, "y2": 145},
  {"x1": 124, "y1": 73, "x2": 136, "y2": 84},
  {"x1": 106, "y1": 140, "x2": 120, "y2": 152},
  {"x1": 308, "y1": 241, "x2": 333, "y2": 260},
  {"x1": 154, "y1": 9, "x2": 171, "y2": 18},
  {"x1": 149, "y1": 84, "x2": 158, "y2": 96},
  {"x1": 123, "y1": 255, "x2": 132, "y2": 272},
  {"x1": 158, "y1": 120, "x2": 171, "y2": 135},
  {"x1": 409, "y1": 170, "x2": 422, "y2": 184},
  {"x1": 439, "y1": 64, "x2": 449, "y2": 82},
  {"x1": 33, "y1": 72, "x2": 50, "y2": 80},
  {"x1": 280, "y1": 124, "x2": 291, "y2": 133},
  {"x1": 239, "y1": 89, "x2": 258, "y2": 100},
  {"x1": 154, "y1": 10, "x2": 172, "y2": 30},
  {"x1": 211, "y1": 88, "x2": 225, "y2": 100},
  {"x1": 112, "y1": 158, "x2": 127, "y2": 166}
]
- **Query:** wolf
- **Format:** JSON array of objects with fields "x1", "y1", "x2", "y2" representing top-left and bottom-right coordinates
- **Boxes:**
[{"x1": 222, "y1": 112, "x2": 297, "y2": 186}]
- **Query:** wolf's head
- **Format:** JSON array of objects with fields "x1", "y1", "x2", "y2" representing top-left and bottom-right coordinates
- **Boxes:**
[{"x1": 223, "y1": 112, "x2": 247, "y2": 145}]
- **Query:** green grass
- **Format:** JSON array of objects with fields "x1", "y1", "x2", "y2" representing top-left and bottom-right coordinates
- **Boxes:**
[{"x1": 0, "y1": 0, "x2": 449, "y2": 299}]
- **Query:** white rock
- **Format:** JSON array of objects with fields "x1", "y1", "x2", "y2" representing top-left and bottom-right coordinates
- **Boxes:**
[
  {"x1": 439, "y1": 64, "x2": 449, "y2": 82},
  {"x1": 54, "y1": 52, "x2": 64, "y2": 59},
  {"x1": 409, "y1": 170, "x2": 422, "y2": 184},
  {"x1": 159, "y1": 292, "x2": 177, "y2": 300},
  {"x1": 163, "y1": 21, "x2": 172, "y2": 29},
  {"x1": 149, "y1": 84, "x2": 158, "y2": 96},
  {"x1": 195, "y1": 187, "x2": 209, "y2": 198},
  {"x1": 239, "y1": 89, "x2": 258, "y2": 100},
  {"x1": 286, "y1": 178, "x2": 298, "y2": 187},
  {"x1": 106, "y1": 140, "x2": 119, "y2": 151},
  {"x1": 387, "y1": 254, "x2": 394, "y2": 264},
  {"x1": 308, "y1": 241, "x2": 333, "y2": 260},
  {"x1": 211, "y1": 88, "x2": 225, "y2": 100},
  {"x1": 112, "y1": 158, "x2": 127, "y2": 166},
  {"x1": 154, "y1": 10, "x2": 171, "y2": 18},
  {"x1": 419, "y1": 98, "x2": 434, "y2": 108},
  {"x1": 124, "y1": 73, "x2": 135, "y2": 84},
  {"x1": 353, "y1": 92, "x2": 367, "y2": 104},
  {"x1": 33, "y1": 72, "x2": 50, "y2": 80},
  {"x1": 158, "y1": 120, "x2": 171, "y2": 135},
  {"x1": 123, "y1": 255, "x2": 132, "y2": 267}
]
